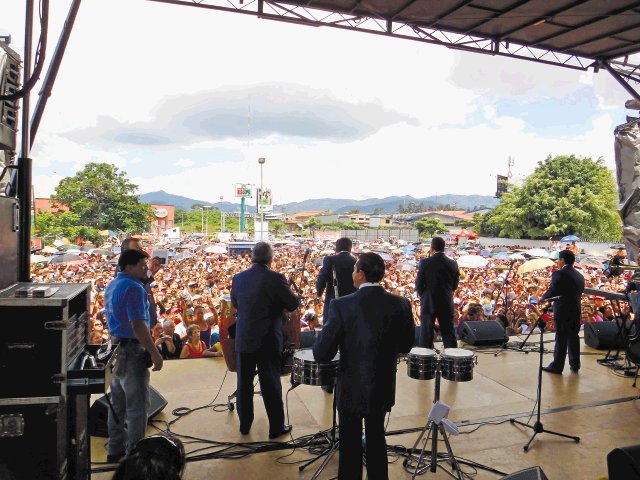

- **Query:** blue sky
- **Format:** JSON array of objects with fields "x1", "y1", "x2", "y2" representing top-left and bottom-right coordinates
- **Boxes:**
[{"x1": 2, "y1": 1, "x2": 636, "y2": 204}]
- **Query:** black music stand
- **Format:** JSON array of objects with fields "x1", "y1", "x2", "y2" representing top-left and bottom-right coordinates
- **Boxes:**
[{"x1": 510, "y1": 315, "x2": 580, "y2": 451}]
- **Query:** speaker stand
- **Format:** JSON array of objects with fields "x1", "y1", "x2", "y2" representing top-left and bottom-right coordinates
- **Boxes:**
[{"x1": 510, "y1": 320, "x2": 580, "y2": 451}]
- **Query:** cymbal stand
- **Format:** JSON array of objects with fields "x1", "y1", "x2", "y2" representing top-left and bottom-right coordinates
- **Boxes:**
[
  {"x1": 298, "y1": 381, "x2": 339, "y2": 480},
  {"x1": 403, "y1": 368, "x2": 464, "y2": 480},
  {"x1": 510, "y1": 318, "x2": 580, "y2": 451}
]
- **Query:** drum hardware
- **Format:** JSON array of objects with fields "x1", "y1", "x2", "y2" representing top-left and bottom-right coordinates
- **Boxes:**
[
  {"x1": 291, "y1": 348, "x2": 341, "y2": 480},
  {"x1": 509, "y1": 306, "x2": 581, "y2": 451}
]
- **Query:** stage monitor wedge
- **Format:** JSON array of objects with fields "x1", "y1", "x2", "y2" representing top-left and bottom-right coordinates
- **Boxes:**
[
  {"x1": 460, "y1": 320, "x2": 506, "y2": 346},
  {"x1": 584, "y1": 322, "x2": 623, "y2": 350},
  {"x1": 501, "y1": 466, "x2": 548, "y2": 480}
]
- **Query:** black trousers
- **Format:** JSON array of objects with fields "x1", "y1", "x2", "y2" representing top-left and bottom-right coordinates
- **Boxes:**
[
  {"x1": 338, "y1": 408, "x2": 388, "y2": 480},
  {"x1": 549, "y1": 321, "x2": 580, "y2": 371},
  {"x1": 236, "y1": 345, "x2": 285, "y2": 435},
  {"x1": 420, "y1": 299, "x2": 457, "y2": 349}
]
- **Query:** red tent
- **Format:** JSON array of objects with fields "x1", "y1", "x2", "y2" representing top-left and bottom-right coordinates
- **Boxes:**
[{"x1": 450, "y1": 229, "x2": 479, "y2": 239}]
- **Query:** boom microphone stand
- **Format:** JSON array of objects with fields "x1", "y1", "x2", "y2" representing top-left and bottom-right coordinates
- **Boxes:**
[{"x1": 510, "y1": 298, "x2": 580, "y2": 451}]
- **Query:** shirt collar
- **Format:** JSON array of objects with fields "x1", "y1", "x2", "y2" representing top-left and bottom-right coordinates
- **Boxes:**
[{"x1": 359, "y1": 282, "x2": 381, "y2": 289}]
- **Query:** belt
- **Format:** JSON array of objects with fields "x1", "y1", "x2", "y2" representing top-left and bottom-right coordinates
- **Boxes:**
[{"x1": 113, "y1": 337, "x2": 139, "y2": 345}]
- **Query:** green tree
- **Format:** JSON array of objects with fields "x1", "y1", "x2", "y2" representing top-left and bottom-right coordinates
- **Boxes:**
[
  {"x1": 51, "y1": 163, "x2": 152, "y2": 232},
  {"x1": 372, "y1": 207, "x2": 385, "y2": 215},
  {"x1": 34, "y1": 211, "x2": 101, "y2": 244},
  {"x1": 485, "y1": 155, "x2": 620, "y2": 240},
  {"x1": 414, "y1": 216, "x2": 447, "y2": 237},
  {"x1": 343, "y1": 220, "x2": 364, "y2": 230},
  {"x1": 270, "y1": 220, "x2": 285, "y2": 235},
  {"x1": 346, "y1": 209, "x2": 360, "y2": 214},
  {"x1": 304, "y1": 217, "x2": 322, "y2": 231}
]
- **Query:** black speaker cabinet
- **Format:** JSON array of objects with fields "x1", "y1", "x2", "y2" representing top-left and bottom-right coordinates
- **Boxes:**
[
  {"x1": 608, "y1": 444, "x2": 640, "y2": 479},
  {"x1": 584, "y1": 321, "x2": 623, "y2": 350},
  {"x1": 460, "y1": 320, "x2": 506, "y2": 346},
  {"x1": 89, "y1": 386, "x2": 168, "y2": 437},
  {"x1": 501, "y1": 466, "x2": 548, "y2": 479}
]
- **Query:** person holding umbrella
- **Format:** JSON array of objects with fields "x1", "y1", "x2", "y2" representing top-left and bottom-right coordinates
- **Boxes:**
[{"x1": 540, "y1": 250, "x2": 585, "y2": 374}]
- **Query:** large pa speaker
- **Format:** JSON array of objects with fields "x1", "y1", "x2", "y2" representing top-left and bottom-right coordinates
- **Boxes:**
[
  {"x1": 89, "y1": 386, "x2": 168, "y2": 437},
  {"x1": 584, "y1": 321, "x2": 622, "y2": 350},
  {"x1": 608, "y1": 444, "x2": 640, "y2": 479},
  {"x1": 500, "y1": 466, "x2": 548, "y2": 480},
  {"x1": 460, "y1": 320, "x2": 506, "y2": 346}
]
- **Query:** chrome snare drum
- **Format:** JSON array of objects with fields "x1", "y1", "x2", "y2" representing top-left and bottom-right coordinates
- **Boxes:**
[
  {"x1": 440, "y1": 348, "x2": 476, "y2": 382},
  {"x1": 291, "y1": 349, "x2": 340, "y2": 386},
  {"x1": 406, "y1": 347, "x2": 437, "y2": 380}
]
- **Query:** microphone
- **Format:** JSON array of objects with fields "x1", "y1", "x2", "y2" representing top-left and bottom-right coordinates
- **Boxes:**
[{"x1": 542, "y1": 296, "x2": 561, "y2": 303}]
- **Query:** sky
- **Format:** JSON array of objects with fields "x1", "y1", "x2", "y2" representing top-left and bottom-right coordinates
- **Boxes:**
[{"x1": 1, "y1": 0, "x2": 638, "y2": 206}]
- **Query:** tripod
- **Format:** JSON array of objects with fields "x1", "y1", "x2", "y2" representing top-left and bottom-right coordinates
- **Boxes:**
[
  {"x1": 510, "y1": 317, "x2": 580, "y2": 451},
  {"x1": 403, "y1": 369, "x2": 464, "y2": 479},
  {"x1": 298, "y1": 382, "x2": 339, "y2": 480}
]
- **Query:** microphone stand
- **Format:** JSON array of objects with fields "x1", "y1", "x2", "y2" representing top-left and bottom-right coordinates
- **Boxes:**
[{"x1": 509, "y1": 301, "x2": 580, "y2": 451}]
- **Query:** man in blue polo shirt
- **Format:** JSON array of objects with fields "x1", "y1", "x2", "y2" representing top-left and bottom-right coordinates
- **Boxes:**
[{"x1": 105, "y1": 249, "x2": 163, "y2": 463}]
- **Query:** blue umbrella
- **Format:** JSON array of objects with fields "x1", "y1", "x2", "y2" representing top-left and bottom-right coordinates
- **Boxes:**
[
  {"x1": 479, "y1": 249, "x2": 492, "y2": 257},
  {"x1": 560, "y1": 235, "x2": 580, "y2": 242},
  {"x1": 492, "y1": 252, "x2": 511, "y2": 260}
]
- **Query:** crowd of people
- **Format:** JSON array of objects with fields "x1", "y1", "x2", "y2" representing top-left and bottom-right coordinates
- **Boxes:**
[{"x1": 29, "y1": 236, "x2": 632, "y2": 357}]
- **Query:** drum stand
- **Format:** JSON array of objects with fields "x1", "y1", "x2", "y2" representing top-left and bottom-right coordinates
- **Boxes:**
[
  {"x1": 298, "y1": 383, "x2": 339, "y2": 480},
  {"x1": 510, "y1": 319, "x2": 580, "y2": 451},
  {"x1": 403, "y1": 369, "x2": 464, "y2": 480}
]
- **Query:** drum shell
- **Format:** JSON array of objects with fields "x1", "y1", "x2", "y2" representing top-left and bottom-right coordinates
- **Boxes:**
[
  {"x1": 291, "y1": 350, "x2": 339, "y2": 386},
  {"x1": 406, "y1": 350, "x2": 437, "y2": 380},
  {"x1": 440, "y1": 352, "x2": 475, "y2": 382}
]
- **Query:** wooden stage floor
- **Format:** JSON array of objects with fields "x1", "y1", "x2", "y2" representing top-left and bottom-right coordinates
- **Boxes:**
[{"x1": 91, "y1": 335, "x2": 640, "y2": 479}]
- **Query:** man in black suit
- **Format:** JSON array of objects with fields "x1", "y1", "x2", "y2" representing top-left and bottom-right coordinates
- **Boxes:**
[
  {"x1": 316, "y1": 237, "x2": 357, "y2": 326},
  {"x1": 231, "y1": 242, "x2": 299, "y2": 438},
  {"x1": 313, "y1": 252, "x2": 414, "y2": 480},
  {"x1": 541, "y1": 249, "x2": 585, "y2": 374},
  {"x1": 415, "y1": 236, "x2": 460, "y2": 349}
]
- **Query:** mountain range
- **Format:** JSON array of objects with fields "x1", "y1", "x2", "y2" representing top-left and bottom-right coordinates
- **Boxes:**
[{"x1": 139, "y1": 190, "x2": 499, "y2": 214}]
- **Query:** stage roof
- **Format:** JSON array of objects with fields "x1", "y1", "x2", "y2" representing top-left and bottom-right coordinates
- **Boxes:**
[{"x1": 150, "y1": 0, "x2": 640, "y2": 98}]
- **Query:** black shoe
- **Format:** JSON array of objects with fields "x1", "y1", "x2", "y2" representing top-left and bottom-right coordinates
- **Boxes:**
[
  {"x1": 269, "y1": 424, "x2": 292, "y2": 439},
  {"x1": 321, "y1": 385, "x2": 333, "y2": 394},
  {"x1": 107, "y1": 452, "x2": 125, "y2": 463},
  {"x1": 240, "y1": 428, "x2": 250, "y2": 435},
  {"x1": 542, "y1": 366, "x2": 562, "y2": 374}
]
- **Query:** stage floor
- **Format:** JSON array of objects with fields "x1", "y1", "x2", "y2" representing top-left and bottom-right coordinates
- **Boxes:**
[{"x1": 90, "y1": 335, "x2": 640, "y2": 479}]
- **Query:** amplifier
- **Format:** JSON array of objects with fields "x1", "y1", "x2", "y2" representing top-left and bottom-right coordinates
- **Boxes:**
[{"x1": 0, "y1": 283, "x2": 90, "y2": 398}]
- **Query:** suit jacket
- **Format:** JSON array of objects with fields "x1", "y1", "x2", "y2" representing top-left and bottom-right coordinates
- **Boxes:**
[
  {"x1": 415, "y1": 252, "x2": 460, "y2": 314},
  {"x1": 315, "y1": 251, "x2": 357, "y2": 305},
  {"x1": 313, "y1": 286, "x2": 415, "y2": 415},
  {"x1": 540, "y1": 265, "x2": 585, "y2": 326},
  {"x1": 231, "y1": 263, "x2": 299, "y2": 354}
]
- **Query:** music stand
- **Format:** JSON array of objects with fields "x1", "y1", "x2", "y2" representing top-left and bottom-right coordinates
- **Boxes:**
[{"x1": 510, "y1": 314, "x2": 580, "y2": 451}]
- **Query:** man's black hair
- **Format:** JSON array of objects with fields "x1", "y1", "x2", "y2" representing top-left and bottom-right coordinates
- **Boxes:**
[
  {"x1": 431, "y1": 236, "x2": 446, "y2": 252},
  {"x1": 558, "y1": 249, "x2": 575, "y2": 265},
  {"x1": 355, "y1": 252, "x2": 385, "y2": 283},
  {"x1": 118, "y1": 249, "x2": 149, "y2": 271},
  {"x1": 335, "y1": 237, "x2": 352, "y2": 253},
  {"x1": 251, "y1": 242, "x2": 273, "y2": 264}
]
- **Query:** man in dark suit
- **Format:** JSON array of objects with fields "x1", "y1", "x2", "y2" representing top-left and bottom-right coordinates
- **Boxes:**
[
  {"x1": 313, "y1": 252, "x2": 414, "y2": 480},
  {"x1": 415, "y1": 236, "x2": 460, "y2": 349},
  {"x1": 231, "y1": 242, "x2": 299, "y2": 438},
  {"x1": 316, "y1": 237, "x2": 357, "y2": 326},
  {"x1": 540, "y1": 249, "x2": 585, "y2": 374}
]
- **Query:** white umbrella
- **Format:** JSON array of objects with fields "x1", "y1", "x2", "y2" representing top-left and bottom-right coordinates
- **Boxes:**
[
  {"x1": 457, "y1": 255, "x2": 489, "y2": 269},
  {"x1": 509, "y1": 253, "x2": 526, "y2": 260},
  {"x1": 42, "y1": 246, "x2": 58, "y2": 254},
  {"x1": 518, "y1": 258, "x2": 554, "y2": 274},
  {"x1": 204, "y1": 245, "x2": 227, "y2": 254},
  {"x1": 525, "y1": 248, "x2": 549, "y2": 258},
  {"x1": 31, "y1": 254, "x2": 49, "y2": 263}
]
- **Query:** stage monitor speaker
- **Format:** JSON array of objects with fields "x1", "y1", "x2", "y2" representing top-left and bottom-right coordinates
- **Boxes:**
[
  {"x1": 608, "y1": 444, "x2": 640, "y2": 479},
  {"x1": 460, "y1": 320, "x2": 506, "y2": 346},
  {"x1": 500, "y1": 466, "x2": 548, "y2": 480},
  {"x1": 89, "y1": 386, "x2": 168, "y2": 437},
  {"x1": 584, "y1": 321, "x2": 623, "y2": 350}
]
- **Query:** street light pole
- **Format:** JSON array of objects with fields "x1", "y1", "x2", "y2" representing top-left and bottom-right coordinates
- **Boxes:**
[
  {"x1": 258, "y1": 157, "x2": 265, "y2": 241},
  {"x1": 204, "y1": 205, "x2": 211, "y2": 240},
  {"x1": 200, "y1": 207, "x2": 204, "y2": 234},
  {"x1": 220, "y1": 196, "x2": 225, "y2": 232}
]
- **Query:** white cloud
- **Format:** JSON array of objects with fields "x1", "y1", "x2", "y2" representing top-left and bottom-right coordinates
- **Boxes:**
[{"x1": 175, "y1": 159, "x2": 195, "y2": 168}]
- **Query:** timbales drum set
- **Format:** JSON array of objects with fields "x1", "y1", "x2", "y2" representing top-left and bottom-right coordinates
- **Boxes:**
[{"x1": 404, "y1": 346, "x2": 478, "y2": 480}]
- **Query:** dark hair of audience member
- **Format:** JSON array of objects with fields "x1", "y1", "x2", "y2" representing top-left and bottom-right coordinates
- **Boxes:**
[{"x1": 335, "y1": 237, "x2": 352, "y2": 252}]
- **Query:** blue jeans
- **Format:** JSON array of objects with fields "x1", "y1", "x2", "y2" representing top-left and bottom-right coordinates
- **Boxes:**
[{"x1": 107, "y1": 342, "x2": 150, "y2": 455}]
